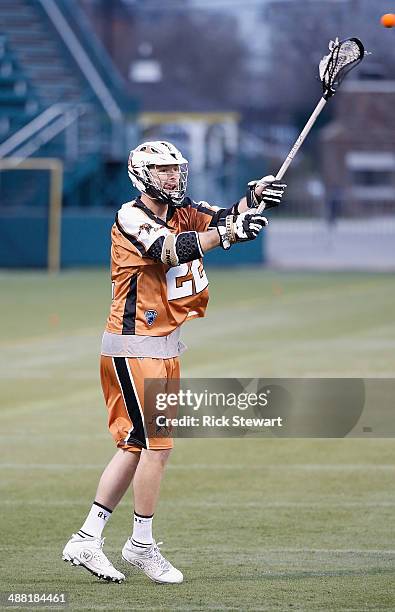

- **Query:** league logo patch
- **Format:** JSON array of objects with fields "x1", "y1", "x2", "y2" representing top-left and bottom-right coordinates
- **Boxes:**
[{"x1": 144, "y1": 309, "x2": 158, "y2": 326}]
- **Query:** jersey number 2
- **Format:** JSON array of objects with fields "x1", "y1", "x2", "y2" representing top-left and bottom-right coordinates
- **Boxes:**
[{"x1": 166, "y1": 260, "x2": 208, "y2": 300}]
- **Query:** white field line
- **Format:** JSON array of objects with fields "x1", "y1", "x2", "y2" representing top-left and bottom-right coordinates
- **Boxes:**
[
  {"x1": 0, "y1": 371, "x2": 97, "y2": 380},
  {"x1": 2, "y1": 542, "x2": 395, "y2": 557},
  {"x1": 0, "y1": 463, "x2": 107, "y2": 470},
  {"x1": 165, "y1": 501, "x2": 395, "y2": 508},
  {"x1": 302, "y1": 371, "x2": 395, "y2": 378},
  {"x1": 0, "y1": 283, "x2": 358, "y2": 360},
  {"x1": 29, "y1": 608, "x2": 274, "y2": 612},
  {"x1": 1, "y1": 310, "x2": 393, "y2": 378},
  {"x1": 3, "y1": 499, "x2": 395, "y2": 509},
  {"x1": 184, "y1": 370, "x2": 395, "y2": 377},
  {"x1": 0, "y1": 434, "x2": 108, "y2": 440},
  {"x1": 63, "y1": 608, "x2": 395, "y2": 612},
  {"x1": 0, "y1": 390, "x2": 100, "y2": 417},
  {"x1": 0, "y1": 332, "x2": 101, "y2": 376},
  {"x1": 0, "y1": 300, "x2": 281, "y2": 355},
  {"x1": 181, "y1": 344, "x2": 395, "y2": 376},
  {"x1": 0, "y1": 463, "x2": 394, "y2": 471},
  {"x1": 262, "y1": 548, "x2": 395, "y2": 555},
  {"x1": 184, "y1": 303, "x2": 395, "y2": 343},
  {"x1": 220, "y1": 336, "x2": 395, "y2": 359},
  {"x1": 0, "y1": 327, "x2": 100, "y2": 349},
  {"x1": 31, "y1": 609, "x2": 395, "y2": 612},
  {"x1": 0, "y1": 341, "x2": 99, "y2": 370},
  {"x1": 4, "y1": 367, "x2": 395, "y2": 378},
  {"x1": 0, "y1": 432, "x2": 394, "y2": 442}
]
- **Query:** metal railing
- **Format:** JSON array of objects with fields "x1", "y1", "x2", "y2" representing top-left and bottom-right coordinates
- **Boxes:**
[
  {"x1": 38, "y1": 0, "x2": 124, "y2": 157},
  {"x1": 0, "y1": 103, "x2": 90, "y2": 160}
]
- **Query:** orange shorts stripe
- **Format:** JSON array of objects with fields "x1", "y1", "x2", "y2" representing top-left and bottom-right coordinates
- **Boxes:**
[{"x1": 100, "y1": 355, "x2": 180, "y2": 452}]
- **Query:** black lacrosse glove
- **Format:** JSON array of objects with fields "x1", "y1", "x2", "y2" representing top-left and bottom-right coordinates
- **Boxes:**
[{"x1": 246, "y1": 175, "x2": 287, "y2": 210}]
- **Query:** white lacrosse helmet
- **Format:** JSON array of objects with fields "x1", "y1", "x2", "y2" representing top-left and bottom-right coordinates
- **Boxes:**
[{"x1": 128, "y1": 141, "x2": 188, "y2": 206}]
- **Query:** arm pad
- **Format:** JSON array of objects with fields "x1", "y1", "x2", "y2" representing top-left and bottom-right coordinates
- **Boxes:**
[{"x1": 146, "y1": 231, "x2": 203, "y2": 266}]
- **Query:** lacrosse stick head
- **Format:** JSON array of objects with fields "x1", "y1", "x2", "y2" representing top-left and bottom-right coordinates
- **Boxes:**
[{"x1": 319, "y1": 37, "x2": 364, "y2": 100}]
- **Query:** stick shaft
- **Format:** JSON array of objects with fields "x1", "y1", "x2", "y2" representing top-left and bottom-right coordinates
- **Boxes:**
[
  {"x1": 275, "y1": 97, "x2": 327, "y2": 181},
  {"x1": 257, "y1": 97, "x2": 327, "y2": 214}
]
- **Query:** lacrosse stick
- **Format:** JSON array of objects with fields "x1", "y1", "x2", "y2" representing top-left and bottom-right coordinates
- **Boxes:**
[{"x1": 257, "y1": 37, "x2": 365, "y2": 213}]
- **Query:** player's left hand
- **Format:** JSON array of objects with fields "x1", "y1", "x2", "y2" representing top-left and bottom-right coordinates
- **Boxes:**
[{"x1": 247, "y1": 175, "x2": 287, "y2": 210}]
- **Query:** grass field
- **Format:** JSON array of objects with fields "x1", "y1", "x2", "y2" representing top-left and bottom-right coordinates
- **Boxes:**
[{"x1": 1, "y1": 269, "x2": 395, "y2": 611}]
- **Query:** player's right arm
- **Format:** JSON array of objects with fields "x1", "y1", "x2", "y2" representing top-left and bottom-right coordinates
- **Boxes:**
[
  {"x1": 146, "y1": 212, "x2": 270, "y2": 262},
  {"x1": 196, "y1": 211, "x2": 269, "y2": 253},
  {"x1": 186, "y1": 199, "x2": 270, "y2": 253},
  {"x1": 117, "y1": 201, "x2": 268, "y2": 269},
  {"x1": 198, "y1": 229, "x2": 219, "y2": 253},
  {"x1": 117, "y1": 202, "x2": 208, "y2": 267}
]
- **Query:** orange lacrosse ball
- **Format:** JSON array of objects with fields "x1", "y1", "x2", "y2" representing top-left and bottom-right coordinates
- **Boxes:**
[{"x1": 381, "y1": 13, "x2": 395, "y2": 28}]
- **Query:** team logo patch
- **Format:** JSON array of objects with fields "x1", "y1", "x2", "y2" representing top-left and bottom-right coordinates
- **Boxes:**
[
  {"x1": 138, "y1": 223, "x2": 152, "y2": 236},
  {"x1": 144, "y1": 310, "x2": 158, "y2": 326}
]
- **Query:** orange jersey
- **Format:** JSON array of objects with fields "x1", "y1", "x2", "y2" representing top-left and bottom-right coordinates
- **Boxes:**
[{"x1": 105, "y1": 197, "x2": 220, "y2": 337}]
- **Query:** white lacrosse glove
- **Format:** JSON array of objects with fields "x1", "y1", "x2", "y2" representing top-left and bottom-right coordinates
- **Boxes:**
[
  {"x1": 246, "y1": 174, "x2": 287, "y2": 210},
  {"x1": 217, "y1": 209, "x2": 268, "y2": 250}
]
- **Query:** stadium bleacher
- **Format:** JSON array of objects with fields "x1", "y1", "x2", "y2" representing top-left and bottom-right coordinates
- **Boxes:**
[
  {"x1": 0, "y1": 0, "x2": 136, "y2": 210},
  {"x1": 0, "y1": 33, "x2": 40, "y2": 141}
]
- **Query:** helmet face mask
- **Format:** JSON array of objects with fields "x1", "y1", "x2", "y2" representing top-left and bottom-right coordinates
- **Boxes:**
[{"x1": 128, "y1": 141, "x2": 188, "y2": 206}]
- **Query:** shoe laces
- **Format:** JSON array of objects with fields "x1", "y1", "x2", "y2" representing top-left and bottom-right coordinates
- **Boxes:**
[
  {"x1": 90, "y1": 537, "x2": 112, "y2": 568},
  {"x1": 148, "y1": 541, "x2": 171, "y2": 572}
]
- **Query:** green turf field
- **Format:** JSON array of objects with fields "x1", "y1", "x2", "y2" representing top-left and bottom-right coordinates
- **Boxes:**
[{"x1": 1, "y1": 269, "x2": 394, "y2": 611}]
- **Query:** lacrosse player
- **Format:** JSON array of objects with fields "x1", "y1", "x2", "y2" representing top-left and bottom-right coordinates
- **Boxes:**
[{"x1": 62, "y1": 141, "x2": 286, "y2": 584}]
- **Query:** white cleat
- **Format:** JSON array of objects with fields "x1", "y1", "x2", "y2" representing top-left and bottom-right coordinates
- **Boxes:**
[
  {"x1": 62, "y1": 533, "x2": 125, "y2": 583},
  {"x1": 122, "y1": 539, "x2": 183, "y2": 584}
]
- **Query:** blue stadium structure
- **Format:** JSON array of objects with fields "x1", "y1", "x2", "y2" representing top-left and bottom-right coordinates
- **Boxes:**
[
  {"x1": 0, "y1": 0, "x2": 137, "y2": 203},
  {"x1": 0, "y1": 0, "x2": 139, "y2": 267},
  {"x1": 0, "y1": 0, "x2": 264, "y2": 268}
]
